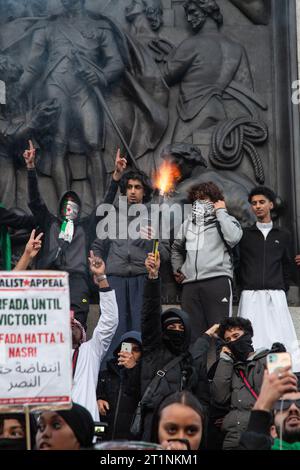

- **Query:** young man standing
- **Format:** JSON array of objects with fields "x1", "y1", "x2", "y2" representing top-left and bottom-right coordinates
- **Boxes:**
[
  {"x1": 92, "y1": 169, "x2": 169, "y2": 362},
  {"x1": 237, "y1": 186, "x2": 300, "y2": 371},
  {"x1": 171, "y1": 181, "x2": 242, "y2": 341}
]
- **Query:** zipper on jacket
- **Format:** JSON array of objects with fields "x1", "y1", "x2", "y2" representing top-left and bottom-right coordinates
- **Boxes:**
[
  {"x1": 262, "y1": 238, "x2": 266, "y2": 289},
  {"x1": 194, "y1": 225, "x2": 200, "y2": 280},
  {"x1": 127, "y1": 240, "x2": 132, "y2": 276}
]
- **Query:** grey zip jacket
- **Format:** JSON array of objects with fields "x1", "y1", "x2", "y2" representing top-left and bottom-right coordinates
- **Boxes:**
[{"x1": 171, "y1": 208, "x2": 242, "y2": 282}]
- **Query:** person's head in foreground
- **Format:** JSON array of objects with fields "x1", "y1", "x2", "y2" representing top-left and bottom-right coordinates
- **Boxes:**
[
  {"x1": 151, "y1": 391, "x2": 205, "y2": 450},
  {"x1": 270, "y1": 373, "x2": 300, "y2": 448},
  {"x1": 36, "y1": 402, "x2": 94, "y2": 450},
  {"x1": 0, "y1": 413, "x2": 37, "y2": 450},
  {"x1": 250, "y1": 364, "x2": 300, "y2": 450}
]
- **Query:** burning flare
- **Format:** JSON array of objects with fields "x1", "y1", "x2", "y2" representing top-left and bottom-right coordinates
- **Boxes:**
[{"x1": 152, "y1": 160, "x2": 181, "y2": 196}]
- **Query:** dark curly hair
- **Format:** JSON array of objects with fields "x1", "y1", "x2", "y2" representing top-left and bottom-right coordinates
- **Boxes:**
[
  {"x1": 188, "y1": 181, "x2": 224, "y2": 203},
  {"x1": 151, "y1": 391, "x2": 205, "y2": 447},
  {"x1": 218, "y1": 317, "x2": 254, "y2": 340},
  {"x1": 183, "y1": 0, "x2": 223, "y2": 27},
  {"x1": 119, "y1": 170, "x2": 153, "y2": 203},
  {"x1": 248, "y1": 186, "x2": 276, "y2": 205}
]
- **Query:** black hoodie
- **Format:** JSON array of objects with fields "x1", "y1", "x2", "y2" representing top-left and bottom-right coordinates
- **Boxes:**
[
  {"x1": 140, "y1": 277, "x2": 211, "y2": 441},
  {"x1": 96, "y1": 331, "x2": 142, "y2": 440}
]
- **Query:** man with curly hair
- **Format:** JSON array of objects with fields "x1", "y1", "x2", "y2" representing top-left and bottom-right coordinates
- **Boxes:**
[{"x1": 171, "y1": 181, "x2": 242, "y2": 342}]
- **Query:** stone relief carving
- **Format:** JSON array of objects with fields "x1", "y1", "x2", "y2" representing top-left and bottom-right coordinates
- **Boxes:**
[{"x1": 0, "y1": 0, "x2": 272, "y2": 224}]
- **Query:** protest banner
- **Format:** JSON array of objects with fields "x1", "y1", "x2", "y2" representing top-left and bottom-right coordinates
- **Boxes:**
[{"x1": 0, "y1": 271, "x2": 72, "y2": 412}]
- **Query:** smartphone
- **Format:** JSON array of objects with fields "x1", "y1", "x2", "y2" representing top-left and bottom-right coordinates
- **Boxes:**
[
  {"x1": 120, "y1": 342, "x2": 132, "y2": 353},
  {"x1": 94, "y1": 422, "x2": 108, "y2": 441},
  {"x1": 153, "y1": 239, "x2": 159, "y2": 260},
  {"x1": 266, "y1": 352, "x2": 292, "y2": 374}
]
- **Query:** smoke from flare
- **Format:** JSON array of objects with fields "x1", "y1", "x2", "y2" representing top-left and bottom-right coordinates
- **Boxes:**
[{"x1": 152, "y1": 161, "x2": 181, "y2": 195}]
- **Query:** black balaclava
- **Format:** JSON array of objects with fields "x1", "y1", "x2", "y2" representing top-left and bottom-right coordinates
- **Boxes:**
[
  {"x1": 0, "y1": 438, "x2": 26, "y2": 450},
  {"x1": 162, "y1": 315, "x2": 185, "y2": 354},
  {"x1": 227, "y1": 333, "x2": 254, "y2": 362}
]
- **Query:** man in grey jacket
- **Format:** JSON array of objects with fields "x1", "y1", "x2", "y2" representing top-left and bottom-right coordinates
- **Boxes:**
[{"x1": 171, "y1": 181, "x2": 242, "y2": 342}]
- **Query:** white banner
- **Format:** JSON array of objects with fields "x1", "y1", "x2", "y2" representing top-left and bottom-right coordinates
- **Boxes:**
[{"x1": 0, "y1": 271, "x2": 72, "y2": 411}]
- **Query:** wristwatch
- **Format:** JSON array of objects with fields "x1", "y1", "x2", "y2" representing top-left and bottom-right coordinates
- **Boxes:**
[{"x1": 96, "y1": 274, "x2": 107, "y2": 282}]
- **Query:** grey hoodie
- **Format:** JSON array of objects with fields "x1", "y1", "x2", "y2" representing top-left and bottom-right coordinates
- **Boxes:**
[{"x1": 171, "y1": 208, "x2": 242, "y2": 282}]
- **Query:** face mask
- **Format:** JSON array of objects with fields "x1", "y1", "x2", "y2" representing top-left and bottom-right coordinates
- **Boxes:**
[
  {"x1": 163, "y1": 329, "x2": 185, "y2": 353},
  {"x1": 227, "y1": 333, "x2": 254, "y2": 362},
  {"x1": 63, "y1": 200, "x2": 79, "y2": 220},
  {"x1": 192, "y1": 199, "x2": 215, "y2": 225},
  {"x1": 0, "y1": 438, "x2": 26, "y2": 450}
]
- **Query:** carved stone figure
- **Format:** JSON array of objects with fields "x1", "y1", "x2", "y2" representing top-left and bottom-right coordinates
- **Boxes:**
[
  {"x1": 125, "y1": 0, "x2": 173, "y2": 65},
  {"x1": 0, "y1": 53, "x2": 58, "y2": 207},
  {"x1": 163, "y1": 0, "x2": 264, "y2": 145},
  {"x1": 126, "y1": 0, "x2": 163, "y2": 33},
  {"x1": 18, "y1": 0, "x2": 125, "y2": 202},
  {"x1": 229, "y1": 0, "x2": 271, "y2": 25}
]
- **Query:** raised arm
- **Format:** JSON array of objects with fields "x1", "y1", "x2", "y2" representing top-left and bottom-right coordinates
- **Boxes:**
[
  {"x1": 142, "y1": 252, "x2": 163, "y2": 355},
  {"x1": 88, "y1": 251, "x2": 118, "y2": 359},
  {"x1": 23, "y1": 140, "x2": 51, "y2": 227},
  {"x1": 214, "y1": 201, "x2": 243, "y2": 247},
  {"x1": 210, "y1": 347, "x2": 234, "y2": 406},
  {"x1": 14, "y1": 229, "x2": 43, "y2": 271}
]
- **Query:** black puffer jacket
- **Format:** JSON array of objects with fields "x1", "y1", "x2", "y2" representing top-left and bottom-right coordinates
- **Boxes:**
[
  {"x1": 140, "y1": 277, "x2": 211, "y2": 441},
  {"x1": 211, "y1": 348, "x2": 270, "y2": 450},
  {"x1": 96, "y1": 331, "x2": 142, "y2": 440}
]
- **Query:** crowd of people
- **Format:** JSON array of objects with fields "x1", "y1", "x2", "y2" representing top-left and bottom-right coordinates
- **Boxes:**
[{"x1": 0, "y1": 141, "x2": 300, "y2": 451}]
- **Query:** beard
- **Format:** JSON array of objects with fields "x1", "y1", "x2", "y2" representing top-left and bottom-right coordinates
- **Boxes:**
[{"x1": 276, "y1": 417, "x2": 300, "y2": 443}]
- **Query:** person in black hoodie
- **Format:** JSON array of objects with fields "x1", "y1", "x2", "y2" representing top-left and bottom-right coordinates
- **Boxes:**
[
  {"x1": 23, "y1": 141, "x2": 126, "y2": 328},
  {"x1": 96, "y1": 331, "x2": 142, "y2": 440},
  {"x1": 138, "y1": 251, "x2": 219, "y2": 442}
]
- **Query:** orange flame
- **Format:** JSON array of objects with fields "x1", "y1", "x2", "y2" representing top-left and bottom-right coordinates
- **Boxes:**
[{"x1": 152, "y1": 161, "x2": 181, "y2": 195}]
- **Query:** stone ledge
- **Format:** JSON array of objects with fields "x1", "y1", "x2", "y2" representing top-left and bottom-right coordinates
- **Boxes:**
[{"x1": 86, "y1": 303, "x2": 300, "y2": 341}]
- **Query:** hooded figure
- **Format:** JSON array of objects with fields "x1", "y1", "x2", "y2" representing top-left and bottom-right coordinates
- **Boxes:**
[
  {"x1": 96, "y1": 331, "x2": 142, "y2": 440},
  {"x1": 139, "y1": 278, "x2": 211, "y2": 442},
  {"x1": 26, "y1": 166, "x2": 117, "y2": 328}
]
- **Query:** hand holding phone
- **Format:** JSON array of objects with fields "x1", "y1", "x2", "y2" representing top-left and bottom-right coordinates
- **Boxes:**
[
  {"x1": 120, "y1": 342, "x2": 132, "y2": 354},
  {"x1": 266, "y1": 352, "x2": 292, "y2": 375}
]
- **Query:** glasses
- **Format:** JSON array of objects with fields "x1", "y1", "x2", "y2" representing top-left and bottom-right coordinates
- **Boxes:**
[{"x1": 273, "y1": 399, "x2": 300, "y2": 411}]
